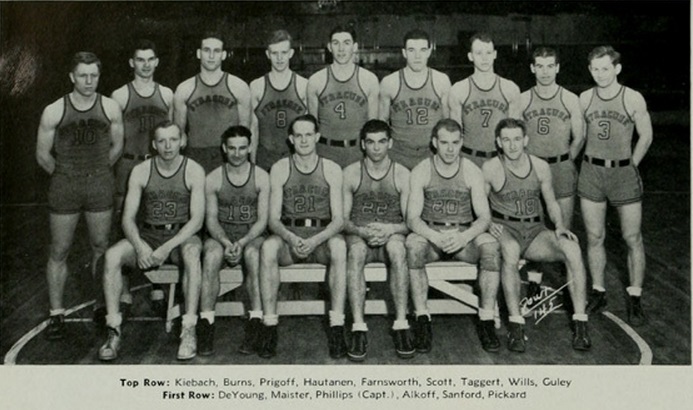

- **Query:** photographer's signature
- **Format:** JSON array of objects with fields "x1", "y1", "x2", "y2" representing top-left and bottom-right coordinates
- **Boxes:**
[{"x1": 520, "y1": 281, "x2": 572, "y2": 324}]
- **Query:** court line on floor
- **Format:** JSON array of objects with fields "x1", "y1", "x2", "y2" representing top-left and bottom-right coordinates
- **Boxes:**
[
  {"x1": 602, "y1": 311, "x2": 652, "y2": 365},
  {"x1": 4, "y1": 283, "x2": 152, "y2": 365}
]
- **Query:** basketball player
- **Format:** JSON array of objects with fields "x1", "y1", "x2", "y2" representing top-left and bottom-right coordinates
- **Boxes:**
[
  {"x1": 36, "y1": 51, "x2": 123, "y2": 340},
  {"x1": 379, "y1": 29, "x2": 451, "y2": 170},
  {"x1": 450, "y1": 32, "x2": 521, "y2": 168},
  {"x1": 98, "y1": 122, "x2": 205, "y2": 361},
  {"x1": 406, "y1": 119, "x2": 502, "y2": 354},
  {"x1": 174, "y1": 32, "x2": 251, "y2": 173},
  {"x1": 110, "y1": 39, "x2": 173, "y2": 317},
  {"x1": 306, "y1": 25, "x2": 379, "y2": 168},
  {"x1": 484, "y1": 118, "x2": 590, "y2": 352},
  {"x1": 343, "y1": 119, "x2": 413, "y2": 361},
  {"x1": 250, "y1": 30, "x2": 308, "y2": 171},
  {"x1": 198, "y1": 126, "x2": 270, "y2": 356},
  {"x1": 578, "y1": 46, "x2": 653, "y2": 326},
  {"x1": 519, "y1": 47, "x2": 584, "y2": 298},
  {"x1": 258, "y1": 114, "x2": 347, "y2": 359}
]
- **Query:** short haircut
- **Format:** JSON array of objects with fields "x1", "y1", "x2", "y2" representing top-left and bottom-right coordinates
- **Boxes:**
[
  {"x1": 289, "y1": 114, "x2": 319, "y2": 136},
  {"x1": 71, "y1": 51, "x2": 101, "y2": 73},
  {"x1": 221, "y1": 125, "x2": 252, "y2": 144},
  {"x1": 531, "y1": 46, "x2": 559, "y2": 65},
  {"x1": 587, "y1": 45, "x2": 621, "y2": 65},
  {"x1": 469, "y1": 32, "x2": 494, "y2": 49},
  {"x1": 494, "y1": 118, "x2": 527, "y2": 139},
  {"x1": 267, "y1": 29, "x2": 292, "y2": 48},
  {"x1": 200, "y1": 31, "x2": 225, "y2": 49},
  {"x1": 150, "y1": 120, "x2": 180, "y2": 140},
  {"x1": 360, "y1": 119, "x2": 392, "y2": 142},
  {"x1": 132, "y1": 39, "x2": 157, "y2": 58},
  {"x1": 329, "y1": 25, "x2": 356, "y2": 43},
  {"x1": 431, "y1": 118, "x2": 463, "y2": 141},
  {"x1": 403, "y1": 29, "x2": 431, "y2": 48}
]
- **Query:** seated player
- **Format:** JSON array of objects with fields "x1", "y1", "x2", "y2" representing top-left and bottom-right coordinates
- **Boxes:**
[
  {"x1": 406, "y1": 119, "x2": 502, "y2": 354},
  {"x1": 483, "y1": 118, "x2": 591, "y2": 352},
  {"x1": 343, "y1": 119, "x2": 413, "y2": 361},
  {"x1": 198, "y1": 126, "x2": 270, "y2": 356},
  {"x1": 258, "y1": 114, "x2": 347, "y2": 359},
  {"x1": 98, "y1": 122, "x2": 205, "y2": 361}
]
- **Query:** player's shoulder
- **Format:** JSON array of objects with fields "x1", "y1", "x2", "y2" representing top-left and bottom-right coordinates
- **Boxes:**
[
  {"x1": 249, "y1": 76, "x2": 266, "y2": 96},
  {"x1": 343, "y1": 160, "x2": 361, "y2": 175},
  {"x1": 411, "y1": 157, "x2": 431, "y2": 176},
  {"x1": 308, "y1": 67, "x2": 328, "y2": 83},
  {"x1": 392, "y1": 160, "x2": 411, "y2": 177},
  {"x1": 481, "y1": 155, "x2": 502, "y2": 175},
  {"x1": 622, "y1": 85, "x2": 646, "y2": 103},
  {"x1": 380, "y1": 69, "x2": 399, "y2": 84},
  {"x1": 462, "y1": 156, "x2": 483, "y2": 174},
  {"x1": 430, "y1": 68, "x2": 451, "y2": 81},
  {"x1": 111, "y1": 83, "x2": 129, "y2": 100},
  {"x1": 528, "y1": 154, "x2": 550, "y2": 172},
  {"x1": 578, "y1": 87, "x2": 594, "y2": 101},
  {"x1": 450, "y1": 77, "x2": 470, "y2": 91},
  {"x1": 254, "y1": 163, "x2": 270, "y2": 181},
  {"x1": 499, "y1": 76, "x2": 520, "y2": 92},
  {"x1": 322, "y1": 157, "x2": 343, "y2": 174},
  {"x1": 227, "y1": 73, "x2": 250, "y2": 89},
  {"x1": 101, "y1": 94, "x2": 122, "y2": 117},
  {"x1": 174, "y1": 76, "x2": 196, "y2": 95},
  {"x1": 270, "y1": 157, "x2": 291, "y2": 178},
  {"x1": 205, "y1": 165, "x2": 223, "y2": 184},
  {"x1": 159, "y1": 84, "x2": 174, "y2": 99},
  {"x1": 185, "y1": 156, "x2": 206, "y2": 179},
  {"x1": 42, "y1": 95, "x2": 66, "y2": 119}
]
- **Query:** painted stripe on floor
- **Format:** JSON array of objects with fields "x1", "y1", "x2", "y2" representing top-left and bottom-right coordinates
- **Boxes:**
[{"x1": 602, "y1": 311, "x2": 653, "y2": 365}]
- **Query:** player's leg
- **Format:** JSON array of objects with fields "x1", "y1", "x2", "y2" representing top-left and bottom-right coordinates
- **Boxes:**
[
  {"x1": 198, "y1": 238, "x2": 224, "y2": 356},
  {"x1": 617, "y1": 202, "x2": 647, "y2": 325},
  {"x1": 346, "y1": 235, "x2": 370, "y2": 361},
  {"x1": 465, "y1": 233, "x2": 501, "y2": 352},
  {"x1": 258, "y1": 235, "x2": 293, "y2": 358},
  {"x1": 405, "y1": 233, "x2": 438, "y2": 353},
  {"x1": 239, "y1": 236, "x2": 265, "y2": 354},
  {"x1": 496, "y1": 228, "x2": 526, "y2": 352},
  {"x1": 84, "y1": 209, "x2": 113, "y2": 323},
  {"x1": 316, "y1": 234, "x2": 348, "y2": 359},
  {"x1": 580, "y1": 198, "x2": 609, "y2": 313},
  {"x1": 176, "y1": 235, "x2": 203, "y2": 360}
]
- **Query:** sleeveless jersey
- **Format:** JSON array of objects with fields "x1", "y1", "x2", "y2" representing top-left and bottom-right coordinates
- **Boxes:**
[
  {"x1": 489, "y1": 156, "x2": 543, "y2": 219},
  {"x1": 186, "y1": 73, "x2": 239, "y2": 148},
  {"x1": 142, "y1": 157, "x2": 191, "y2": 225},
  {"x1": 317, "y1": 65, "x2": 368, "y2": 141},
  {"x1": 255, "y1": 73, "x2": 307, "y2": 153},
  {"x1": 351, "y1": 160, "x2": 404, "y2": 225},
  {"x1": 583, "y1": 86, "x2": 635, "y2": 159},
  {"x1": 461, "y1": 75, "x2": 510, "y2": 152},
  {"x1": 282, "y1": 156, "x2": 331, "y2": 238},
  {"x1": 54, "y1": 94, "x2": 111, "y2": 174},
  {"x1": 390, "y1": 69, "x2": 445, "y2": 150},
  {"x1": 421, "y1": 158, "x2": 473, "y2": 225},
  {"x1": 217, "y1": 164, "x2": 258, "y2": 241},
  {"x1": 523, "y1": 87, "x2": 572, "y2": 158},
  {"x1": 122, "y1": 82, "x2": 169, "y2": 156}
]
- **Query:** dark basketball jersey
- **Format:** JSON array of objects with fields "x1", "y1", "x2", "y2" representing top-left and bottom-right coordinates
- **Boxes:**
[
  {"x1": 317, "y1": 66, "x2": 369, "y2": 141},
  {"x1": 489, "y1": 156, "x2": 543, "y2": 219},
  {"x1": 142, "y1": 157, "x2": 191, "y2": 225},
  {"x1": 523, "y1": 87, "x2": 572, "y2": 158},
  {"x1": 583, "y1": 86, "x2": 635, "y2": 159},
  {"x1": 390, "y1": 68, "x2": 445, "y2": 151},
  {"x1": 421, "y1": 158, "x2": 473, "y2": 226},
  {"x1": 461, "y1": 75, "x2": 510, "y2": 152},
  {"x1": 54, "y1": 94, "x2": 111, "y2": 174},
  {"x1": 123, "y1": 82, "x2": 169, "y2": 156},
  {"x1": 217, "y1": 164, "x2": 258, "y2": 242},
  {"x1": 351, "y1": 160, "x2": 403, "y2": 225},
  {"x1": 282, "y1": 156, "x2": 331, "y2": 238},
  {"x1": 186, "y1": 73, "x2": 239, "y2": 148},
  {"x1": 255, "y1": 73, "x2": 307, "y2": 154}
]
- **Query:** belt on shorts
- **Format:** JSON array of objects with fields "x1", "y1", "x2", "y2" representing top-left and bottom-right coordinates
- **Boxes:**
[
  {"x1": 281, "y1": 217, "x2": 331, "y2": 227},
  {"x1": 492, "y1": 210, "x2": 541, "y2": 223},
  {"x1": 540, "y1": 153, "x2": 570, "y2": 164},
  {"x1": 425, "y1": 220, "x2": 468, "y2": 228},
  {"x1": 318, "y1": 137, "x2": 358, "y2": 147},
  {"x1": 142, "y1": 222, "x2": 183, "y2": 231},
  {"x1": 461, "y1": 146, "x2": 498, "y2": 158},
  {"x1": 583, "y1": 155, "x2": 631, "y2": 168},
  {"x1": 123, "y1": 153, "x2": 152, "y2": 161}
]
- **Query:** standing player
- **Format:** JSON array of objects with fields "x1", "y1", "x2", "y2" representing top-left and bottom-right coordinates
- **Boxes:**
[
  {"x1": 406, "y1": 119, "x2": 501, "y2": 354},
  {"x1": 174, "y1": 32, "x2": 251, "y2": 173},
  {"x1": 250, "y1": 30, "x2": 308, "y2": 171},
  {"x1": 98, "y1": 122, "x2": 205, "y2": 361},
  {"x1": 520, "y1": 47, "x2": 585, "y2": 297},
  {"x1": 578, "y1": 46, "x2": 653, "y2": 326},
  {"x1": 343, "y1": 120, "x2": 413, "y2": 361},
  {"x1": 379, "y1": 29, "x2": 451, "y2": 170},
  {"x1": 258, "y1": 114, "x2": 347, "y2": 359},
  {"x1": 36, "y1": 51, "x2": 123, "y2": 340},
  {"x1": 450, "y1": 32, "x2": 521, "y2": 168},
  {"x1": 198, "y1": 126, "x2": 270, "y2": 356},
  {"x1": 484, "y1": 118, "x2": 591, "y2": 352},
  {"x1": 306, "y1": 26, "x2": 379, "y2": 168}
]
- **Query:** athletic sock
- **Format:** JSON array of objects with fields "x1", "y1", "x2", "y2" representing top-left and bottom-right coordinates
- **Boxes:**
[
  {"x1": 626, "y1": 286, "x2": 642, "y2": 297},
  {"x1": 329, "y1": 310, "x2": 345, "y2": 327},
  {"x1": 248, "y1": 310, "x2": 263, "y2": 320},
  {"x1": 392, "y1": 320, "x2": 410, "y2": 331},
  {"x1": 592, "y1": 285, "x2": 606, "y2": 292},
  {"x1": 263, "y1": 314, "x2": 279, "y2": 327},
  {"x1": 200, "y1": 311, "x2": 215, "y2": 325},
  {"x1": 415, "y1": 310, "x2": 431, "y2": 321},
  {"x1": 509, "y1": 315, "x2": 526, "y2": 325},
  {"x1": 182, "y1": 313, "x2": 198, "y2": 328},
  {"x1": 50, "y1": 308, "x2": 66, "y2": 317},
  {"x1": 120, "y1": 293, "x2": 133, "y2": 305},
  {"x1": 478, "y1": 308, "x2": 495, "y2": 321},
  {"x1": 572, "y1": 313, "x2": 588, "y2": 322},
  {"x1": 106, "y1": 313, "x2": 123, "y2": 328},
  {"x1": 528, "y1": 271, "x2": 543, "y2": 283},
  {"x1": 150, "y1": 289, "x2": 165, "y2": 301},
  {"x1": 351, "y1": 322, "x2": 368, "y2": 332}
]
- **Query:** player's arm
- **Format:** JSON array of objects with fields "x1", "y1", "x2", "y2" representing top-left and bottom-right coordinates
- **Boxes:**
[
  {"x1": 249, "y1": 77, "x2": 264, "y2": 163},
  {"x1": 362, "y1": 70, "x2": 380, "y2": 119},
  {"x1": 406, "y1": 161, "x2": 441, "y2": 243},
  {"x1": 433, "y1": 71, "x2": 452, "y2": 118},
  {"x1": 35, "y1": 100, "x2": 62, "y2": 175},
  {"x1": 306, "y1": 71, "x2": 325, "y2": 118},
  {"x1": 160, "y1": 85, "x2": 175, "y2": 121},
  {"x1": 378, "y1": 74, "x2": 396, "y2": 122},
  {"x1": 307, "y1": 160, "x2": 344, "y2": 246},
  {"x1": 342, "y1": 162, "x2": 370, "y2": 238},
  {"x1": 563, "y1": 90, "x2": 585, "y2": 160},
  {"x1": 238, "y1": 167, "x2": 270, "y2": 248},
  {"x1": 385, "y1": 163, "x2": 411, "y2": 236},
  {"x1": 627, "y1": 89, "x2": 653, "y2": 166},
  {"x1": 448, "y1": 80, "x2": 468, "y2": 124},
  {"x1": 481, "y1": 158, "x2": 506, "y2": 239},
  {"x1": 296, "y1": 75, "x2": 309, "y2": 107},
  {"x1": 230, "y1": 75, "x2": 252, "y2": 128},
  {"x1": 502, "y1": 79, "x2": 522, "y2": 119},
  {"x1": 462, "y1": 161, "x2": 492, "y2": 242},
  {"x1": 103, "y1": 97, "x2": 124, "y2": 165},
  {"x1": 204, "y1": 169, "x2": 233, "y2": 248},
  {"x1": 267, "y1": 159, "x2": 302, "y2": 246},
  {"x1": 122, "y1": 162, "x2": 150, "y2": 253},
  {"x1": 534, "y1": 157, "x2": 567, "y2": 232},
  {"x1": 173, "y1": 79, "x2": 194, "y2": 140},
  {"x1": 110, "y1": 85, "x2": 128, "y2": 111}
]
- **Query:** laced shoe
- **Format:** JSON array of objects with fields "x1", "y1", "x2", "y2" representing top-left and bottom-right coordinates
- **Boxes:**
[
  {"x1": 45, "y1": 314, "x2": 65, "y2": 340},
  {"x1": 239, "y1": 318, "x2": 263, "y2": 355},
  {"x1": 628, "y1": 296, "x2": 647, "y2": 327},
  {"x1": 507, "y1": 322, "x2": 527, "y2": 353},
  {"x1": 347, "y1": 331, "x2": 368, "y2": 362},
  {"x1": 478, "y1": 319, "x2": 501, "y2": 352},
  {"x1": 586, "y1": 289, "x2": 607, "y2": 313},
  {"x1": 98, "y1": 327, "x2": 121, "y2": 361},
  {"x1": 572, "y1": 320, "x2": 592, "y2": 351},
  {"x1": 392, "y1": 329, "x2": 415, "y2": 359},
  {"x1": 413, "y1": 315, "x2": 432, "y2": 353},
  {"x1": 197, "y1": 319, "x2": 215, "y2": 356},
  {"x1": 258, "y1": 325, "x2": 278, "y2": 359},
  {"x1": 328, "y1": 326, "x2": 347, "y2": 359},
  {"x1": 177, "y1": 325, "x2": 197, "y2": 360}
]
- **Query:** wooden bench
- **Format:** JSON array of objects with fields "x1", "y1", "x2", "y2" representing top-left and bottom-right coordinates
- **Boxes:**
[{"x1": 145, "y1": 262, "x2": 484, "y2": 333}]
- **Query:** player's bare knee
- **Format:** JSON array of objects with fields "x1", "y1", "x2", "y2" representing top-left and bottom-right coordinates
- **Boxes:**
[
  {"x1": 385, "y1": 237, "x2": 407, "y2": 263},
  {"x1": 479, "y1": 242, "x2": 501, "y2": 272},
  {"x1": 243, "y1": 245, "x2": 260, "y2": 265},
  {"x1": 260, "y1": 237, "x2": 282, "y2": 264},
  {"x1": 586, "y1": 229, "x2": 606, "y2": 247},
  {"x1": 328, "y1": 235, "x2": 347, "y2": 262},
  {"x1": 405, "y1": 234, "x2": 428, "y2": 268},
  {"x1": 622, "y1": 231, "x2": 643, "y2": 249},
  {"x1": 103, "y1": 247, "x2": 123, "y2": 278},
  {"x1": 347, "y1": 239, "x2": 368, "y2": 261}
]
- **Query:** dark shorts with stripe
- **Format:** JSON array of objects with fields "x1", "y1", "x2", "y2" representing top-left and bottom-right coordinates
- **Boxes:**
[
  {"x1": 548, "y1": 159, "x2": 577, "y2": 199},
  {"x1": 577, "y1": 161, "x2": 643, "y2": 206},
  {"x1": 48, "y1": 170, "x2": 114, "y2": 214},
  {"x1": 316, "y1": 137, "x2": 362, "y2": 169}
]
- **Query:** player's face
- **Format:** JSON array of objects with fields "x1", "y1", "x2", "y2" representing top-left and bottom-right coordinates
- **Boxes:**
[
  {"x1": 69, "y1": 63, "x2": 100, "y2": 97},
  {"x1": 197, "y1": 38, "x2": 227, "y2": 72},
  {"x1": 266, "y1": 40, "x2": 294, "y2": 72},
  {"x1": 223, "y1": 136, "x2": 250, "y2": 167},
  {"x1": 130, "y1": 49, "x2": 159, "y2": 79},
  {"x1": 468, "y1": 40, "x2": 496, "y2": 72},
  {"x1": 152, "y1": 126, "x2": 183, "y2": 161},
  {"x1": 402, "y1": 39, "x2": 431, "y2": 72},
  {"x1": 328, "y1": 32, "x2": 357, "y2": 65},
  {"x1": 289, "y1": 120, "x2": 320, "y2": 156},
  {"x1": 433, "y1": 128, "x2": 463, "y2": 164},
  {"x1": 589, "y1": 55, "x2": 621, "y2": 88},
  {"x1": 362, "y1": 131, "x2": 392, "y2": 163},
  {"x1": 531, "y1": 56, "x2": 559, "y2": 86},
  {"x1": 496, "y1": 127, "x2": 528, "y2": 161}
]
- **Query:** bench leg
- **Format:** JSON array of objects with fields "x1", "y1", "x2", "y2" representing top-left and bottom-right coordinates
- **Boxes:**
[{"x1": 166, "y1": 283, "x2": 176, "y2": 333}]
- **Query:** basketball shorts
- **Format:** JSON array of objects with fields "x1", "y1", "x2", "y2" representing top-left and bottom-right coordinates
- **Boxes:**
[
  {"x1": 389, "y1": 142, "x2": 432, "y2": 170},
  {"x1": 346, "y1": 233, "x2": 406, "y2": 265},
  {"x1": 549, "y1": 159, "x2": 577, "y2": 199},
  {"x1": 577, "y1": 161, "x2": 643, "y2": 206},
  {"x1": 406, "y1": 229, "x2": 500, "y2": 272},
  {"x1": 221, "y1": 221, "x2": 253, "y2": 244},
  {"x1": 256, "y1": 141, "x2": 292, "y2": 173},
  {"x1": 493, "y1": 218, "x2": 548, "y2": 256},
  {"x1": 186, "y1": 146, "x2": 222, "y2": 175},
  {"x1": 48, "y1": 170, "x2": 114, "y2": 214},
  {"x1": 316, "y1": 138, "x2": 362, "y2": 169}
]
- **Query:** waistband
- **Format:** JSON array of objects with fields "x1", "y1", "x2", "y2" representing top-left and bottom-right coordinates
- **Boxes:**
[
  {"x1": 425, "y1": 220, "x2": 470, "y2": 229},
  {"x1": 318, "y1": 137, "x2": 358, "y2": 147},
  {"x1": 492, "y1": 210, "x2": 541, "y2": 223},
  {"x1": 540, "y1": 153, "x2": 570, "y2": 164},
  {"x1": 281, "y1": 217, "x2": 331, "y2": 227},
  {"x1": 583, "y1": 155, "x2": 631, "y2": 168},
  {"x1": 461, "y1": 146, "x2": 498, "y2": 158},
  {"x1": 142, "y1": 222, "x2": 183, "y2": 231}
]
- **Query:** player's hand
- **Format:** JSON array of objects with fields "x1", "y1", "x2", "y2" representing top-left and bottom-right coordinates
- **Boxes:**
[
  {"x1": 431, "y1": 232, "x2": 448, "y2": 250},
  {"x1": 367, "y1": 232, "x2": 388, "y2": 247},
  {"x1": 224, "y1": 242, "x2": 242, "y2": 265},
  {"x1": 442, "y1": 231, "x2": 469, "y2": 254},
  {"x1": 135, "y1": 243, "x2": 155, "y2": 270},
  {"x1": 299, "y1": 237, "x2": 318, "y2": 256},
  {"x1": 489, "y1": 223, "x2": 504, "y2": 239},
  {"x1": 555, "y1": 228, "x2": 578, "y2": 242},
  {"x1": 150, "y1": 246, "x2": 172, "y2": 268}
]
